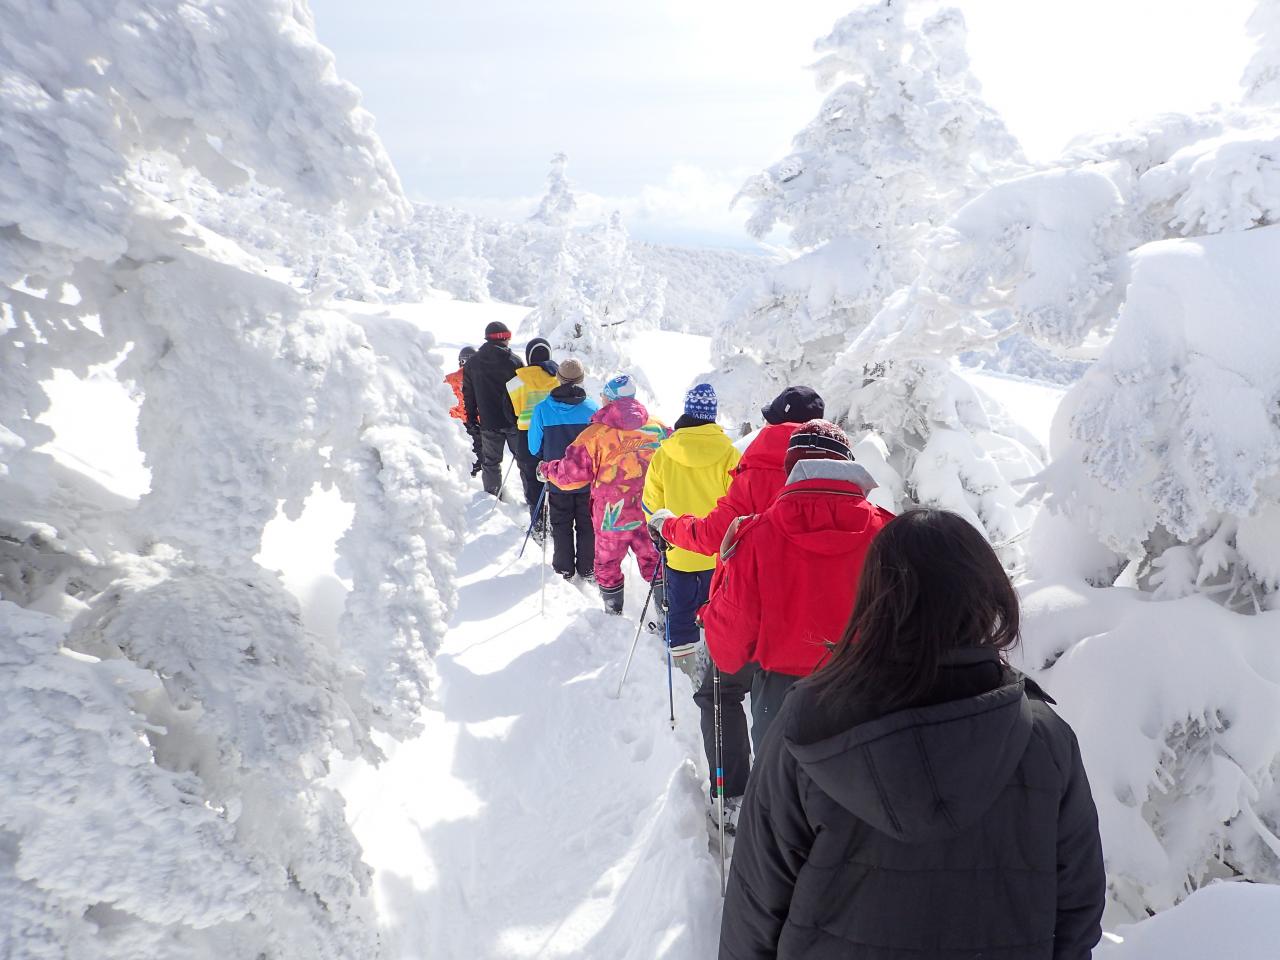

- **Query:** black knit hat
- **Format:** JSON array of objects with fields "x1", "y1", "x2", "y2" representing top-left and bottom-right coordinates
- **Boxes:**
[
  {"x1": 785, "y1": 420, "x2": 853, "y2": 475},
  {"x1": 762, "y1": 385, "x2": 825, "y2": 425},
  {"x1": 458, "y1": 346, "x2": 477, "y2": 367},
  {"x1": 526, "y1": 337, "x2": 552, "y2": 366},
  {"x1": 484, "y1": 321, "x2": 512, "y2": 342}
]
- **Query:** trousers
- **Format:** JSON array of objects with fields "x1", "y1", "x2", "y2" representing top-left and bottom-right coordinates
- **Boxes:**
[
  {"x1": 750, "y1": 669, "x2": 801, "y2": 749},
  {"x1": 663, "y1": 566, "x2": 713, "y2": 648},
  {"x1": 593, "y1": 527, "x2": 658, "y2": 591},
  {"x1": 481, "y1": 427, "x2": 543, "y2": 519},
  {"x1": 549, "y1": 488, "x2": 594, "y2": 578},
  {"x1": 692, "y1": 660, "x2": 758, "y2": 800}
]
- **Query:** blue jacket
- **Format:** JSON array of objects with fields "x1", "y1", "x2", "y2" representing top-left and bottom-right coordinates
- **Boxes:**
[{"x1": 529, "y1": 385, "x2": 599, "y2": 476}]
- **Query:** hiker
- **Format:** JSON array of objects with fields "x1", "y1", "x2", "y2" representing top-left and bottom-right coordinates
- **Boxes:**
[
  {"x1": 463, "y1": 321, "x2": 528, "y2": 504},
  {"x1": 645, "y1": 385, "x2": 827, "y2": 826},
  {"x1": 641, "y1": 383, "x2": 744, "y2": 814},
  {"x1": 507, "y1": 336, "x2": 560, "y2": 527},
  {"x1": 528, "y1": 358, "x2": 598, "y2": 581},
  {"x1": 445, "y1": 346, "x2": 481, "y2": 476},
  {"x1": 650, "y1": 385, "x2": 826, "y2": 556},
  {"x1": 720, "y1": 509, "x2": 1105, "y2": 960},
  {"x1": 539, "y1": 374, "x2": 669, "y2": 615},
  {"x1": 695, "y1": 420, "x2": 892, "y2": 832}
]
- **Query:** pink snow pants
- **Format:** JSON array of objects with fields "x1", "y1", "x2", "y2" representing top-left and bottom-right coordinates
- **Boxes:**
[{"x1": 593, "y1": 527, "x2": 659, "y2": 590}]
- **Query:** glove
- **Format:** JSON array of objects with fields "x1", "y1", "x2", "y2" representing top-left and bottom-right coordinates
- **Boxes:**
[
  {"x1": 536, "y1": 462, "x2": 549, "y2": 482},
  {"x1": 647, "y1": 508, "x2": 676, "y2": 550},
  {"x1": 670, "y1": 640, "x2": 709, "y2": 681}
]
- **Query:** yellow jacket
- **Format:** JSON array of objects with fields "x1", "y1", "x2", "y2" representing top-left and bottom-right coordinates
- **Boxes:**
[
  {"x1": 507, "y1": 365, "x2": 560, "y2": 430},
  {"x1": 643, "y1": 423, "x2": 741, "y2": 572}
]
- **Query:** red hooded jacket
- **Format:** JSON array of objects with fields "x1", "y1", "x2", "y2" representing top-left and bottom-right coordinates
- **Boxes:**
[
  {"x1": 662, "y1": 422, "x2": 798, "y2": 557},
  {"x1": 700, "y1": 460, "x2": 894, "y2": 677}
]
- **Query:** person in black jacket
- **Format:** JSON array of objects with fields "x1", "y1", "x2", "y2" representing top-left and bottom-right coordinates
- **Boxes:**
[
  {"x1": 721, "y1": 508, "x2": 1105, "y2": 960},
  {"x1": 462, "y1": 321, "x2": 525, "y2": 500}
]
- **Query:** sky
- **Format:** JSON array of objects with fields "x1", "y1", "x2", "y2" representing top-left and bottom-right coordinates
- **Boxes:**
[{"x1": 308, "y1": 0, "x2": 1259, "y2": 248}]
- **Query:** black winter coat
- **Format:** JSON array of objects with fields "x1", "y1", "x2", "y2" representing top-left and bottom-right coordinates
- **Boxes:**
[
  {"x1": 720, "y1": 650, "x2": 1105, "y2": 960},
  {"x1": 461, "y1": 341, "x2": 521, "y2": 430}
]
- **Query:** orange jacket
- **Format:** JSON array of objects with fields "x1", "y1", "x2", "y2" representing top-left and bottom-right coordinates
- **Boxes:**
[{"x1": 445, "y1": 368, "x2": 466, "y2": 421}]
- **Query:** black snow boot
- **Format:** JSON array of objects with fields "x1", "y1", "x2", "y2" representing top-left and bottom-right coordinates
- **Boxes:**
[{"x1": 600, "y1": 583, "x2": 624, "y2": 616}]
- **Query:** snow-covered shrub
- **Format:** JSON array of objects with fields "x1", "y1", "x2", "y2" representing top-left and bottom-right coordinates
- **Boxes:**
[
  {"x1": 714, "y1": 1, "x2": 1025, "y2": 423},
  {"x1": 1021, "y1": 116, "x2": 1280, "y2": 917},
  {"x1": 1033, "y1": 224, "x2": 1280, "y2": 606},
  {"x1": 0, "y1": 3, "x2": 466, "y2": 956},
  {"x1": 1015, "y1": 580, "x2": 1280, "y2": 918},
  {"x1": 1140, "y1": 125, "x2": 1280, "y2": 235}
]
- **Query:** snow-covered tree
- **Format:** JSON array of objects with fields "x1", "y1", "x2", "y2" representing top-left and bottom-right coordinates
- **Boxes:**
[
  {"x1": 529, "y1": 152, "x2": 578, "y2": 228},
  {"x1": 1244, "y1": 0, "x2": 1280, "y2": 104},
  {"x1": 713, "y1": 1, "x2": 1025, "y2": 423},
  {"x1": 518, "y1": 156, "x2": 665, "y2": 374},
  {"x1": 0, "y1": 3, "x2": 467, "y2": 956},
  {"x1": 984, "y1": 48, "x2": 1280, "y2": 916}
]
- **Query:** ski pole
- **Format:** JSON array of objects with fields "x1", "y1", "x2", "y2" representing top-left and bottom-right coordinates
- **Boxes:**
[
  {"x1": 714, "y1": 663, "x2": 726, "y2": 896},
  {"x1": 487, "y1": 456, "x2": 518, "y2": 518},
  {"x1": 614, "y1": 565, "x2": 660, "y2": 699},
  {"x1": 540, "y1": 495, "x2": 548, "y2": 616},
  {"x1": 517, "y1": 486, "x2": 549, "y2": 559},
  {"x1": 661, "y1": 551, "x2": 674, "y2": 730}
]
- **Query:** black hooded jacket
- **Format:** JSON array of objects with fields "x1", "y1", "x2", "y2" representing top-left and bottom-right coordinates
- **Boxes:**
[
  {"x1": 461, "y1": 340, "x2": 521, "y2": 430},
  {"x1": 720, "y1": 650, "x2": 1105, "y2": 960}
]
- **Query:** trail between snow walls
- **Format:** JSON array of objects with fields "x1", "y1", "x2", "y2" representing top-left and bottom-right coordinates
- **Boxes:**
[
  {"x1": 334, "y1": 492, "x2": 723, "y2": 959},
  {"x1": 324, "y1": 301, "x2": 724, "y2": 958}
]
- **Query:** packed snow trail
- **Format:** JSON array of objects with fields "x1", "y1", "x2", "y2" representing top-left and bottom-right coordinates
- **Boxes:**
[{"x1": 335, "y1": 492, "x2": 722, "y2": 958}]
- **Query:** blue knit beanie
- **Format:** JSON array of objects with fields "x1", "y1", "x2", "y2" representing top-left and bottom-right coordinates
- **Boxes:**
[
  {"x1": 683, "y1": 383, "x2": 718, "y2": 422},
  {"x1": 603, "y1": 374, "x2": 636, "y2": 402}
]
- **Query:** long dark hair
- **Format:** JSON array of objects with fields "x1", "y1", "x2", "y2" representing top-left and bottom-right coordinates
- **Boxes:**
[{"x1": 808, "y1": 508, "x2": 1020, "y2": 712}]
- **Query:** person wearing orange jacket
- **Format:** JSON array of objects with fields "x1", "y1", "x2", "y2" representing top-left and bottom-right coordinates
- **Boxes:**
[
  {"x1": 696, "y1": 420, "x2": 893, "y2": 832},
  {"x1": 444, "y1": 345, "x2": 481, "y2": 476}
]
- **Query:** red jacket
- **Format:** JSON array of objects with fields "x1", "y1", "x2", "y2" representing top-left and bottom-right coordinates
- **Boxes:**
[
  {"x1": 700, "y1": 464, "x2": 893, "y2": 677},
  {"x1": 663, "y1": 423, "x2": 798, "y2": 557}
]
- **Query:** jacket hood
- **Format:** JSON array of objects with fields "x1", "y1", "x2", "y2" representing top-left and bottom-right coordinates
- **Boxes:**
[
  {"x1": 662, "y1": 423, "x2": 735, "y2": 467},
  {"x1": 522, "y1": 359, "x2": 559, "y2": 378},
  {"x1": 768, "y1": 471, "x2": 879, "y2": 556},
  {"x1": 737, "y1": 422, "x2": 797, "y2": 475},
  {"x1": 786, "y1": 659, "x2": 1034, "y2": 844},
  {"x1": 594, "y1": 396, "x2": 650, "y2": 430},
  {"x1": 786, "y1": 457, "x2": 878, "y2": 492},
  {"x1": 550, "y1": 383, "x2": 587, "y2": 405}
]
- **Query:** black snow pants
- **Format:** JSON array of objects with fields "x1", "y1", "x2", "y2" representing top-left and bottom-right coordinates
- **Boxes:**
[
  {"x1": 481, "y1": 427, "x2": 543, "y2": 519},
  {"x1": 464, "y1": 423, "x2": 482, "y2": 475},
  {"x1": 548, "y1": 487, "x2": 594, "y2": 578},
  {"x1": 749, "y1": 669, "x2": 801, "y2": 749},
  {"x1": 692, "y1": 660, "x2": 758, "y2": 800}
]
